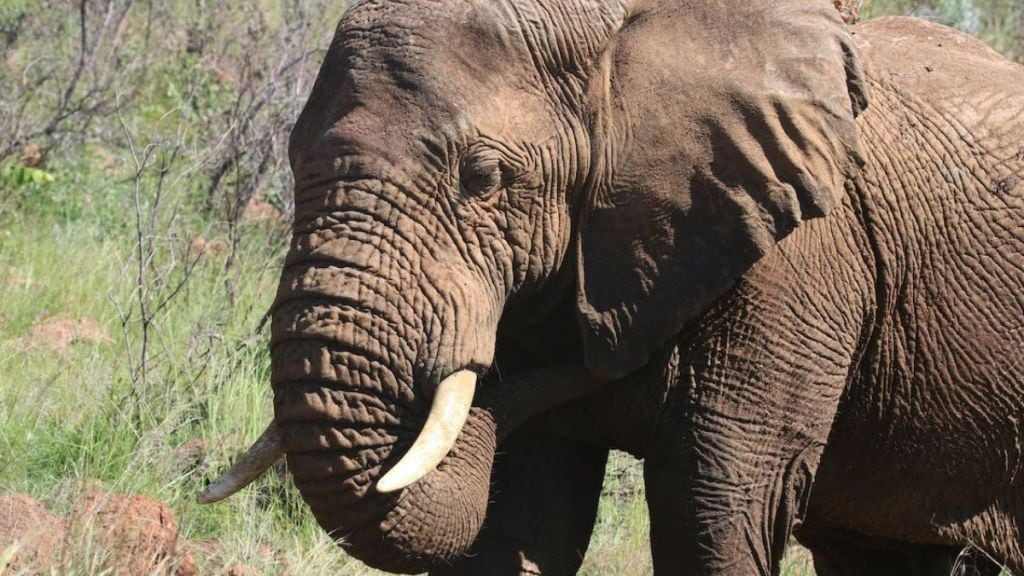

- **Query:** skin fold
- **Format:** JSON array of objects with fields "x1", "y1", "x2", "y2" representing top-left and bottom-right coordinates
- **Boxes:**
[{"x1": 268, "y1": 0, "x2": 1024, "y2": 574}]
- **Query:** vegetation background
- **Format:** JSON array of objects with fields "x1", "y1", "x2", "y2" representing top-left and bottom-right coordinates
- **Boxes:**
[{"x1": 1, "y1": 1, "x2": 1021, "y2": 574}]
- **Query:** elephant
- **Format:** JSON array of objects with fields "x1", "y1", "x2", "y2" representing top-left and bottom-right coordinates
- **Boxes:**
[{"x1": 197, "y1": 0, "x2": 1024, "y2": 574}]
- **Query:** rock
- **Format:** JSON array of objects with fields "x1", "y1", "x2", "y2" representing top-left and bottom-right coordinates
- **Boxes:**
[
  {"x1": 23, "y1": 315, "x2": 111, "y2": 352},
  {"x1": 205, "y1": 239, "x2": 231, "y2": 255},
  {"x1": 172, "y1": 439, "x2": 208, "y2": 475},
  {"x1": 68, "y1": 493, "x2": 178, "y2": 576},
  {"x1": 20, "y1": 142, "x2": 44, "y2": 168},
  {"x1": 175, "y1": 552, "x2": 198, "y2": 576},
  {"x1": 226, "y1": 564, "x2": 260, "y2": 576},
  {"x1": 242, "y1": 198, "x2": 284, "y2": 224},
  {"x1": 176, "y1": 539, "x2": 227, "y2": 573},
  {"x1": 188, "y1": 237, "x2": 230, "y2": 260},
  {"x1": 0, "y1": 494, "x2": 64, "y2": 571},
  {"x1": 179, "y1": 538, "x2": 222, "y2": 558}
]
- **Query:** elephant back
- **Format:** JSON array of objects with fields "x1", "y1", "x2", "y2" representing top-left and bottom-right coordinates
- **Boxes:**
[{"x1": 852, "y1": 17, "x2": 1024, "y2": 143}]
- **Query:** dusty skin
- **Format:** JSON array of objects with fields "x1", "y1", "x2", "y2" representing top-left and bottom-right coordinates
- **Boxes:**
[{"x1": 205, "y1": 1, "x2": 1024, "y2": 574}]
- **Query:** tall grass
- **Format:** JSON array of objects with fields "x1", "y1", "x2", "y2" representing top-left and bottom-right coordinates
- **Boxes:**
[{"x1": 0, "y1": 169, "x2": 370, "y2": 573}]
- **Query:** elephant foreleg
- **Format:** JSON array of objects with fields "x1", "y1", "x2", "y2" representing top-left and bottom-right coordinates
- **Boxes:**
[
  {"x1": 430, "y1": 422, "x2": 609, "y2": 576},
  {"x1": 642, "y1": 285, "x2": 859, "y2": 575},
  {"x1": 644, "y1": 429, "x2": 829, "y2": 576}
]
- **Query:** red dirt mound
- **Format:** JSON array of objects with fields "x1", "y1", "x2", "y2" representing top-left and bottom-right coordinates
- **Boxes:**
[
  {"x1": 68, "y1": 493, "x2": 179, "y2": 575},
  {"x1": 0, "y1": 494, "x2": 65, "y2": 571},
  {"x1": 24, "y1": 314, "x2": 111, "y2": 352}
]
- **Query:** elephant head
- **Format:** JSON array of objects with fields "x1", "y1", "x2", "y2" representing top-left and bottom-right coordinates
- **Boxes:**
[{"x1": 201, "y1": 0, "x2": 868, "y2": 572}]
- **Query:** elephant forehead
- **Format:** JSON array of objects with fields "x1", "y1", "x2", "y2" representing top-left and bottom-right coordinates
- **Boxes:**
[
  {"x1": 337, "y1": 0, "x2": 620, "y2": 91},
  {"x1": 338, "y1": 1, "x2": 529, "y2": 93}
]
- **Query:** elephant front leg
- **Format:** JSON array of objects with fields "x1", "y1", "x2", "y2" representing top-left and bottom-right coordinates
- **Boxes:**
[
  {"x1": 645, "y1": 434, "x2": 823, "y2": 576},
  {"x1": 644, "y1": 328, "x2": 853, "y2": 575},
  {"x1": 431, "y1": 422, "x2": 609, "y2": 576}
]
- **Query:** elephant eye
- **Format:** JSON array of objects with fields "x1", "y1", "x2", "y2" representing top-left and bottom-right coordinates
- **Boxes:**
[{"x1": 459, "y1": 153, "x2": 503, "y2": 199}]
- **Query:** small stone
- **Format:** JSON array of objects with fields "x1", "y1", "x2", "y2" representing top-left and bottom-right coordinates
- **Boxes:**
[
  {"x1": 172, "y1": 439, "x2": 208, "y2": 475},
  {"x1": 226, "y1": 564, "x2": 260, "y2": 576},
  {"x1": 179, "y1": 538, "x2": 223, "y2": 564},
  {"x1": 242, "y1": 198, "x2": 284, "y2": 224},
  {"x1": 188, "y1": 237, "x2": 230, "y2": 260},
  {"x1": 20, "y1": 142, "x2": 44, "y2": 167},
  {"x1": 175, "y1": 553, "x2": 198, "y2": 576}
]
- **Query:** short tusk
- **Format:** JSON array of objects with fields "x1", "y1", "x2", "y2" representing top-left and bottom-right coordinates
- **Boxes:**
[
  {"x1": 197, "y1": 422, "x2": 284, "y2": 504},
  {"x1": 376, "y1": 370, "x2": 477, "y2": 493}
]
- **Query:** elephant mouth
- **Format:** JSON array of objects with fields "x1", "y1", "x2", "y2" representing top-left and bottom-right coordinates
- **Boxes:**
[
  {"x1": 197, "y1": 369, "x2": 479, "y2": 503},
  {"x1": 375, "y1": 369, "x2": 477, "y2": 493}
]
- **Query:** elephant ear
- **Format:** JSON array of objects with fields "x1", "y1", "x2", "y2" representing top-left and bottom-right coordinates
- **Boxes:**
[{"x1": 576, "y1": 0, "x2": 868, "y2": 378}]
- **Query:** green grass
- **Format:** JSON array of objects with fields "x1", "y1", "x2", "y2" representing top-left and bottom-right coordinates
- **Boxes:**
[{"x1": 0, "y1": 174, "x2": 367, "y2": 573}]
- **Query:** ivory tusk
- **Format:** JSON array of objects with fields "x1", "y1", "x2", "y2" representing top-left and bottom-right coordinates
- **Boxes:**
[
  {"x1": 197, "y1": 422, "x2": 284, "y2": 504},
  {"x1": 376, "y1": 370, "x2": 477, "y2": 493}
]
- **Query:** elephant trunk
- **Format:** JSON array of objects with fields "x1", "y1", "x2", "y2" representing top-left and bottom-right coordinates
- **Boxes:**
[
  {"x1": 275, "y1": 373, "x2": 497, "y2": 572},
  {"x1": 268, "y1": 180, "x2": 502, "y2": 573}
]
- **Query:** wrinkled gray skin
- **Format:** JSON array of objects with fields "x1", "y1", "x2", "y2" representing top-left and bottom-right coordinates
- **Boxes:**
[{"x1": 272, "y1": 0, "x2": 1024, "y2": 574}]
